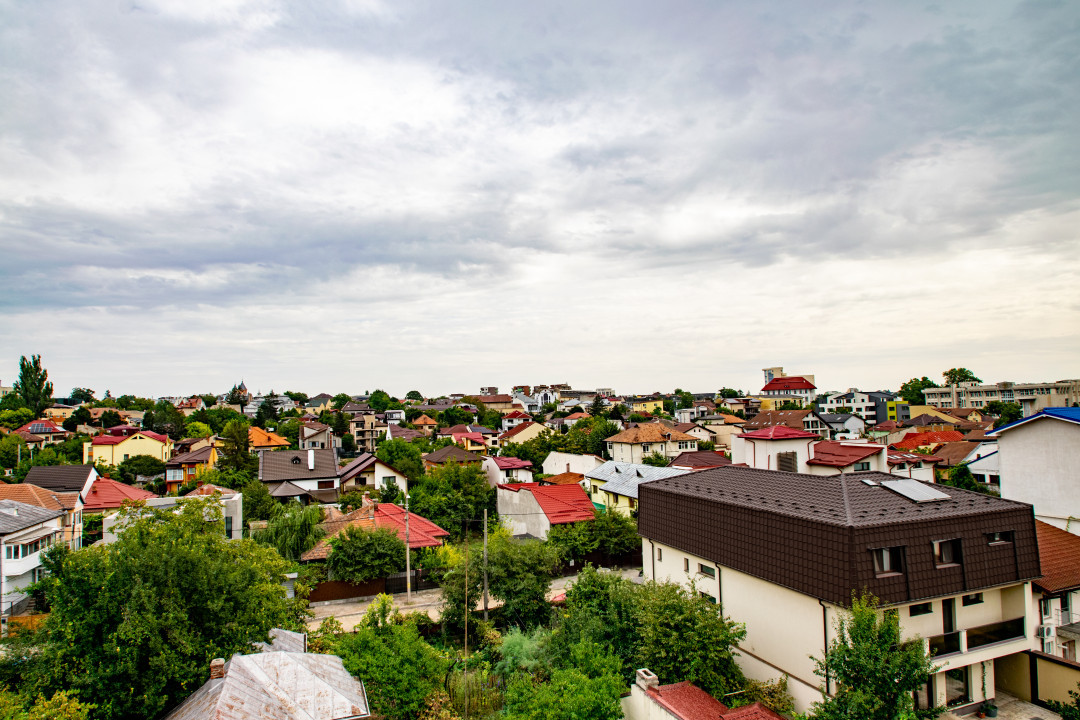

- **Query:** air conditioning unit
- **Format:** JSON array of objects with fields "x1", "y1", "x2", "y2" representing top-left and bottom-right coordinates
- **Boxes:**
[{"x1": 1036, "y1": 625, "x2": 1054, "y2": 639}]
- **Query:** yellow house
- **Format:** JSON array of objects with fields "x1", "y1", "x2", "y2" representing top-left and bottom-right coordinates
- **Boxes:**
[
  {"x1": 906, "y1": 405, "x2": 965, "y2": 423},
  {"x1": 83, "y1": 430, "x2": 174, "y2": 465},
  {"x1": 757, "y1": 396, "x2": 805, "y2": 411},
  {"x1": 164, "y1": 445, "x2": 218, "y2": 493},
  {"x1": 629, "y1": 398, "x2": 664, "y2": 414},
  {"x1": 499, "y1": 421, "x2": 550, "y2": 446}
]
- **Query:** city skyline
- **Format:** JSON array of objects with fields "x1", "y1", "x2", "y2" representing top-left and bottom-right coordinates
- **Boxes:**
[{"x1": 2, "y1": 1, "x2": 1078, "y2": 397}]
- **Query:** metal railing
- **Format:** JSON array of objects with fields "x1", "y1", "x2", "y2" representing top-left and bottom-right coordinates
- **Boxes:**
[{"x1": 927, "y1": 617, "x2": 1026, "y2": 657}]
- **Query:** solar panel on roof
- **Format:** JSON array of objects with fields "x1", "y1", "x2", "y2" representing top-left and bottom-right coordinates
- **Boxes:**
[{"x1": 880, "y1": 479, "x2": 950, "y2": 503}]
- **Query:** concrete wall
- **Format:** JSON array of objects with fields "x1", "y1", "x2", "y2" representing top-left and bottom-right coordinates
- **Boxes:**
[
  {"x1": 998, "y1": 419, "x2": 1080, "y2": 532},
  {"x1": 496, "y1": 487, "x2": 552, "y2": 539},
  {"x1": 542, "y1": 451, "x2": 605, "y2": 476}
]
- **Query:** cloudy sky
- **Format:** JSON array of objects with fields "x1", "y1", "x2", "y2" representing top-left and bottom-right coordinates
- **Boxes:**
[{"x1": 1, "y1": 0, "x2": 1078, "y2": 399}]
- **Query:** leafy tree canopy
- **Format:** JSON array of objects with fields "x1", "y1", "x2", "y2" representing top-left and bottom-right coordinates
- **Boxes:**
[
  {"x1": 410, "y1": 462, "x2": 494, "y2": 542},
  {"x1": 184, "y1": 421, "x2": 213, "y2": 439},
  {"x1": 68, "y1": 388, "x2": 95, "y2": 404},
  {"x1": 253, "y1": 501, "x2": 325, "y2": 562},
  {"x1": 898, "y1": 377, "x2": 939, "y2": 405},
  {"x1": 405, "y1": 390, "x2": 424, "y2": 402},
  {"x1": 283, "y1": 390, "x2": 308, "y2": 404},
  {"x1": 811, "y1": 592, "x2": 939, "y2": 720},
  {"x1": 486, "y1": 534, "x2": 561, "y2": 628},
  {"x1": 0, "y1": 408, "x2": 34, "y2": 430},
  {"x1": 331, "y1": 393, "x2": 352, "y2": 410},
  {"x1": 718, "y1": 387, "x2": 741, "y2": 399},
  {"x1": 984, "y1": 400, "x2": 1023, "y2": 428},
  {"x1": 641, "y1": 451, "x2": 669, "y2": 467},
  {"x1": 942, "y1": 368, "x2": 982, "y2": 385},
  {"x1": 0, "y1": 393, "x2": 26, "y2": 412},
  {"x1": 218, "y1": 418, "x2": 257, "y2": 475},
  {"x1": 14, "y1": 354, "x2": 53, "y2": 418},
  {"x1": 377, "y1": 438, "x2": 425, "y2": 481},
  {"x1": 31, "y1": 497, "x2": 300, "y2": 720},
  {"x1": 328, "y1": 525, "x2": 407, "y2": 584},
  {"x1": 369, "y1": 390, "x2": 393, "y2": 413},
  {"x1": 116, "y1": 454, "x2": 166, "y2": 484}
]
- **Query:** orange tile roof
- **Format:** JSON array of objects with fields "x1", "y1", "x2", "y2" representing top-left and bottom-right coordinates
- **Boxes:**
[
  {"x1": 543, "y1": 471, "x2": 585, "y2": 486},
  {"x1": 891, "y1": 430, "x2": 966, "y2": 450},
  {"x1": 249, "y1": 426, "x2": 290, "y2": 448},
  {"x1": 301, "y1": 503, "x2": 448, "y2": 561},
  {"x1": 605, "y1": 424, "x2": 697, "y2": 444},
  {"x1": 0, "y1": 483, "x2": 77, "y2": 511},
  {"x1": 1034, "y1": 520, "x2": 1080, "y2": 593}
]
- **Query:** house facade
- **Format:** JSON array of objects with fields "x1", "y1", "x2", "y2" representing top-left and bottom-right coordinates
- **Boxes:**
[
  {"x1": 0, "y1": 500, "x2": 66, "y2": 615},
  {"x1": 338, "y1": 453, "x2": 409, "y2": 497},
  {"x1": 638, "y1": 466, "x2": 1042, "y2": 714},
  {"x1": 604, "y1": 424, "x2": 697, "y2": 463},
  {"x1": 83, "y1": 429, "x2": 174, "y2": 465},
  {"x1": 583, "y1": 461, "x2": 688, "y2": 515},
  {"x1": 496, "y1": 483, "x2": 594, "y2": 540},
  {"x1": 164, "y1": 445, "x2": 218, "y2": 494}
]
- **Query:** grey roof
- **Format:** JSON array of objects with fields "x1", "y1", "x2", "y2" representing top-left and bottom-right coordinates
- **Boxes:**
[
  {"x1": 642, "y1": 466, "x2": 1032, "y2": 528},
  {"x1": 259, "y1": 450, "x2": 339, "y2": 482},
  {"x1": 166, "y1": 446, "x2": 216, "y2": 467},
  {"x1": 267, "y1": 482, "x2": 310, "y2": 498},
  {"x1": 0, "y1": 500, "x2": 64, "y2": 535},
  {"x1": 425, "y1": 445, "x2": 482, "y2": 464},
  {"x1": 23, "y1": 465, "x2": 95, "y2": 493},
  {"x1": 820, "y1": 413, "x2": 860, "y2": 423},
  {"x1": 164, "y1": 644, "x2": 369, "y2": 720},
  {"x1": 586, "y1": 461, "x2": 690, "y2": 500}
]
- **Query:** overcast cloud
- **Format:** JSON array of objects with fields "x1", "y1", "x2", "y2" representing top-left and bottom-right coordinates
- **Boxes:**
[{"x1": 1, "y1": 0, "x2": 1078, "y2": 398}]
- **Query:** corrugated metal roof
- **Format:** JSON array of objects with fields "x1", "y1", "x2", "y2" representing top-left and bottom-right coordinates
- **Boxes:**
[{"x1": 586, "y1": 461, "x2": 689, "y2": 500}]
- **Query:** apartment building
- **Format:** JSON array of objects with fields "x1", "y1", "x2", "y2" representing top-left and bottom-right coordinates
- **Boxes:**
[
  {"x1": 924, "y1": 380, "x2": 1080, "y2": 416},
  {"x1": 638, "y1": 466, "x2": 1041, "y2": 715}
]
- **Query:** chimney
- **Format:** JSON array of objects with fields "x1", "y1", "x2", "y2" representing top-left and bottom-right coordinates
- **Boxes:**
[
  {"x1": 307, "y1": 449, "x2": 315, "y2": 471},
  {"x1": 209, "y1": 658, "x2": 225, "y2": 679},
  {"x1": 636, "y1": 668, "x2": 658, "y2": 691}
]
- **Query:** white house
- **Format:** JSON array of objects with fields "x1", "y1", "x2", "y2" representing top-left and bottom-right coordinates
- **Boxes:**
[
  {"x1": 0, "y1": 500, "x2": 65, "y2": 615},
  {"x1": 338, "y1": 453, "x2": 409, "y2": 497},
  {"x1": 496, "y1": 483, "x2": 594, "y2": 540},
  {"x1": 541, "y1": 451, "x2": 606, "y2": 477},
  {"x1": 604, "y1": 424, "x2": 697, "y2": 464},
  {"x1": 482, "y1": 456, "x2": 534, "y2": 486},
  {"x1": 988, "y1": 407, "x2": 1080, "y2": 534}
]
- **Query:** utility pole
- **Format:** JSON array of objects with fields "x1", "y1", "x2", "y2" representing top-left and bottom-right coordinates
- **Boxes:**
[
  {"x1": 483, "y1": 508, "x2": 489, "y2": 622},
  {"x1": 464, "y1": 523, "x2": 469, "y2": 720},
  {"x1": 404, "y1": 493, "x2": 412, "y2": 605}
]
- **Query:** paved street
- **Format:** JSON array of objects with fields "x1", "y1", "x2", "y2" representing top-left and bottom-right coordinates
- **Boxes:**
[{"x1": 307, "y1": 567, "x2": 642, "y2": 632}]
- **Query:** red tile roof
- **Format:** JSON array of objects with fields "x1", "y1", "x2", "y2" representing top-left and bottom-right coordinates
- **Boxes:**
[
  {"x1": 15, "y1": 419, "x2": 67, "y2": 435},
  {"x1": 301, "y1": 503, "x2": 449, "y2": 561},
  {"x1": 564, "y1": 412, "x2": 591, "y2": 420},
  {"x1": 891, "y1": 430, "x2": 966, "y2": 450},
  {"x1": 738, "y1": 426, "x2": 818, "y2": 440},
  {"x1": 605, "y1": 424, "x2": 697, "y2": 444},
  {"x1": 806, "y1": 442, "x2": 884, "y2": 468},
  {"x1": 500, "y1": 421, "x2": 542, "y2": 441},
  {"x1": 724, "y1": 703, "x2": 786, "y2": 719},
  {"x1": 498, "y1": 483, "x2": 595, "y2": 525},
  {"x1": 1034, "y1": 520, "x2": 1080, "y2": 593},
  {"x1": 761, "y1": 377, "x2": 816, "y2": 392},
  {"x1": 91, "y1": 430, "x2": 170, "y2": 445},
  {"x1": 887, "y1": 450, "x2": 942, "y2": 465},
  {"x1": 83, "y1": 478, "x2": 158, "y2": 511},
  {"x1": 503, "y1": 410, "x2": 531, "y2": 419},
  {"x1": 0, "y1": 483, "x2": 78, "y2": 511},
  {"x1": 494, "y1": 456, "x2": 533, "y2": 470},
  {"x1": 646, "y1": 682, "x2": 728, "y2": 720}
]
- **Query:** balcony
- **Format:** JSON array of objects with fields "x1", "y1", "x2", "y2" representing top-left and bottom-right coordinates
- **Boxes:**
[{"x1": 928, "y1": 617, "x2": 1026, "y2": 659}]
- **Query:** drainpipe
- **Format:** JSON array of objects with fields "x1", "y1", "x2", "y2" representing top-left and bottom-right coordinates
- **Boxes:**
[
  {"x1": 819, "y1": 600, "x2": 830, "y2": 695},
  {"x1": 650, "y1": 540, "x2": 656, "y2": 580}
]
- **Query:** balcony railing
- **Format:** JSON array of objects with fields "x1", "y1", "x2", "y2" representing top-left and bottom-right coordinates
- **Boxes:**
[
  {"x1": 927, "y1": 617, "x2": 1026, "y2": 657},
  {"x1": 929, "y1": 631, "x2": 962, "y2": 657},
  {"x1": 967, "y1": 618, "x2": 1026, "y2": 649}
]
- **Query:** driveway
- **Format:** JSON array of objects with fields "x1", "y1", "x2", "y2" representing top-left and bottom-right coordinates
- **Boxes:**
[{"x1": 307, "y1": 567, "x2": 642, "y2": 632}]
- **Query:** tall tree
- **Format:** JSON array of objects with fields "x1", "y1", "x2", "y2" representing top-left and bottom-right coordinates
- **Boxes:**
[
  {"x1": 253, "y1": 502, "x2": 325, "y2": 561},
  {"x1": 369, "y1": 390, "x2": 392, "y2": 413},
  {"x1": 486, "y1": 534, "x2": 561, "y2": 628},
  {"x1": 942, "y1": 368, "x2": 982, "y2": 385},
  {"x1": 32, "y1": 498, "x2": 300, "y2": 720},
  {"x1": 376, "y1": 438, "x2": 425, "y2": 481},
  {"x1": 811, "y1": 593, "x2": 939, "y2": 720},
  {"x1": 69, "y1": 387, "x2": 96, "y2": 404},
  {"x1": 405, "y1": 390, "x2": 424, "y2": 401},
  {"x1": 898, "y1": 377, "x2": 939, "y2": 405},
  {"x1": 327, "y1": 526, "x2": 406, "y2": 583},
  {"x1": 224, "y1": 384, "x2": 246, "y2": 406},
  {"x1": 14, "y1": 354, "x2": 53, "y2": 417},
  {"x1": 332, "y1": 393, "x2": 352, "y2": 410},
  {"x1": 219, "y1": 419, "x2": 258, "y2": 474}
]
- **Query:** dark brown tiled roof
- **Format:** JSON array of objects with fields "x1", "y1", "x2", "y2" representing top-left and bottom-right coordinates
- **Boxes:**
[
  {"x1": 259, "y1": 449, "x2": 339, "y2": 482},
  {"x1": 668, "y1": 451, "x2": 733, "y2": 469},
  {"x1": 743, "y1": 409, "x2": 811, "y2": 430},
  {"x1": 1034, "y1": 520, "x2": 1080, "y2": 593},
  {"x1": 424, "y1": 445, "x2": 482, "y2": 465},
  {"x1": 638, "y1": 465, "x2": 1040, "y2": 605},
  {"x1": 931, "y1": 441, "x2": 979, "y2": 468},
  {"x1": 23, "y1": 465, "x2": 96, "y2": 493}
]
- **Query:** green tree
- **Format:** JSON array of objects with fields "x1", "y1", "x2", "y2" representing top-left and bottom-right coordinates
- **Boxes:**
[
  {"x1": 241, "y1": 477, "x2": 276, "y2": 526},
  {"x1": 377, "y1": 438, "x2": 425, "y2": 481},
  {"x1": 0, "y1": 393, "x2": 26, "y2": 412},
  {"x1": 899, "y1": 377, "x2": 940, "y2": 405},
  {"x1": 438, "y1": 405, "x2": 473, "y2": 428},
  {"x1": 0, "y1": 688, "x2": 94, "y2": 720},
  {"x1": 487, "y1": 535, "x2": 561, "y2": 628},
  {"x1": 52, "y1": 432, "x2": 90, "y2": 463},
  {"x1": 327, "y1": 526, "x2": 407, "y2": 583},
  {"x1": 811, "y1": 592, "x2": 939, "y2": 720},
  {"x1": 116, "y1": 455, "x2": 166, "y2": 484},
  {"x1": 635, "y1": 581, "x2": 746, "y2": 698},
  {"x1": 718, "y1": 388, "x2": 740, "y2": 399},
  {"x1": 253, "y1": 502, "x2": 325, "y2": 562},
  {"x1": 984, "y1": 401, "x2": 1023, "y2": 428},
  {"x1": 33, "y1": 498, "x2": 300, "y2": 720},
  {"x1": 332, "y1": 393, "x2": 352, "y2": 410},
  {"x1": 369, "y1": 390, "x2": 392, "y2": 413},
  {"x1": 641, "y1": 451, "x2": 669, "y2": 467},
  {"x1": 341, "y1": 432, "x2": 357, "y2": 453},
  {"x1": 203, "y1": 406, "x2": 246, "y2": 435},
  {"x1": 332, "y1": 601, "x2": 450, "y2": 720},
  {"x1": 184, "y1": 420, "x2": 213, "y2": 438},
  {"x1": 69, "y1": 388, "x2": 95, "y2": 404},
  {"x1": 405, "y1": 390, "x2": 424, "y2": 402},
  {"x1": 410, "y1": 462, "x2": 494, "y2": 541},
  {"x1": 438, "y1": 543, "x2": 483, "y2": 633},
  {"x1": 142, "y1": 400, "x2": 186, "y2": 439},
  {"x1": 331, "y1": 410, "x2": 351, "y2": 437},
  {"x1": 942, "y1": 368, "x2": 981, "y2": 385},
  {"x1": 219, "y1": 419, "x2": 257, "y2": 474},
  {"x1": 283, "y1": 390, "x2": 308, "y2": 405},
  {"x1": 62, "y1": 406, "x2": 93, "y2": 432},
  {"x1": 503, "y1": 662, "x2": 623, "y2": 720},
  {"x1": 939, "y1": 464, "x2": 995, "y2": 495},
  {"x1": 0, "y1": 408, "x2": 34, "y2": 430},
  {"x1": 224, "y1": 385, "x2": 246, "y2": 406},
  {"x1": 13, "y1": 355, "x2": 53, "y2": 418},
  {"x1": 607, "y1": 404, "x2": 625, "y2": 421},
  {"x1": 0, "y1": 434, "x2": 27, "y2": 470},
  {"x1": 98, "y1": 409, "x2": 122, "y2": 429}
]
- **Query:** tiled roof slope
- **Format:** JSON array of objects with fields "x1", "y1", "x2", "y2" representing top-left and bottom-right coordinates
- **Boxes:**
[
  {"x1": 259, "y1": 449, "x2": 339, "y2": 482},
  {"x1": 761, "y1": 376, "x2": 816, "y2": 391},
  {"x1": 1034, "y1": 520, "x2": 1080, "y2": 593},
  {"x1": 646, "y1": 681, "x2": 727, "y2": 719},
  {"x1": 0, "y1": 484, "x2": 77, "y2": 511},
  {"x1": 743, "y1": 410, "x2": 812, "y2": 430},
  {"x1": 83, "y1": 478, "x2": 158, "y2": 511},
  {"x1": 542, "y1": 471, "x2": 585, "y2": 485},
  {"x1": 0, "y1": 500, "x2": 64, "y2": 535},
  {"x1": 739, "y1": 426, "x2": 818, "y2": 440},
  {"x1": 425, "y1": 445, "x2": 482, "y2": 464},
  {"x1": 669, "y1": 451, "x2": 733, "y2": 469},
  {"x1": 806, "y1": 442, "x2": 883, "y2": 468},
  {"x1": 638, "y1": 465, "x2": 1040, "y2": 606},
  {"x1": 891, "y1": 430, "x2": 966, "y2": 450},
  {"x1": 499, "y1": 484, "x2": 595, "y2": 524},
  {"x1": 302, "y1": 503, "x2": 448, "y2": 561},
  {"x1": 588, "y1": 461, "x2": 690, "y2": 500},
  {"x1": 604, "y1": 424, "x2": 696, "y2": 444},
  {"x1": 23, "y1": 465, "x2": 95, "y2": 493}
]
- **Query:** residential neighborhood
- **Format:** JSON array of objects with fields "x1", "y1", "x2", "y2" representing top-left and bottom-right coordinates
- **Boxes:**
[{"x1": 0, "y1": 357, "x2": 1078, "y2": 720}]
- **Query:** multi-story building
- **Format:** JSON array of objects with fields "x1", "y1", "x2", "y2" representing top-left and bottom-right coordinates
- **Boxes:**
[
  {"x1": 603, "y1": 424, "x2": 697, "y2": 463},
  {"x1": 638, "y1": 466, "x2": 1041, "y2": 714},
  {"x1": 0, "y1": 500, "x2": 66, "y2": 615},
  {"x1": 817, "y1": 389, "x2": 904, "y2": 425},
  {"x1": 923, "y1": 380, "x2": 1080, "y2": 416}
]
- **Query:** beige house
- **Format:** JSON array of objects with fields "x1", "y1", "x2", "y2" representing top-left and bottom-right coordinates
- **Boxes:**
[
  {"x1": 639, "y1": 465, "x2": 1044, "y2": 715},
  {"x1": 349, "y1": 414, "x2": 387, "y2": 454},
  {"x1": 83, "y1": 429, "x2": 174, "y2": 465},
  {"x1": 604, "y1": 424, "x2": 697, "y2": 463},
  {"x1": 924, "y1": 380, "x2": 1080, "y2": 416},
  {"x1": 697, "y1": 413, "x2": 747, "y2": 450},
  {"x1": 498, "y1": 421, "x2": 549, "y2": 446}
]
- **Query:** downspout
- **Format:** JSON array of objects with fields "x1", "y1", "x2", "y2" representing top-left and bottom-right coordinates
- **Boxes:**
[
  {"x1": 650, "y1": 540, "x2": 656, "y2": 580},
  {"x1": 819, "y1": 599, "x2": 830, "y2": 695}
]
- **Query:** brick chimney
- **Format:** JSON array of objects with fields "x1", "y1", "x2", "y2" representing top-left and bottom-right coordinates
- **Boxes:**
[
  {"x1": 209, "y1": 658, "x2": 225, "y2": 679},
  {"x1": 636, "y1": 668, "x2": 658, "y2": 691}
]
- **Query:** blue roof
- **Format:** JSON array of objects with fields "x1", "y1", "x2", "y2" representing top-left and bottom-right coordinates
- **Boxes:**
[{"x1": 988, "y1": 407, "x2": 1080, "y2": 436}]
